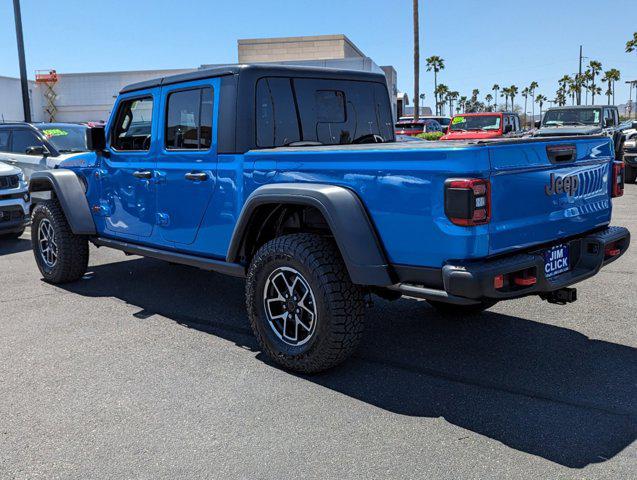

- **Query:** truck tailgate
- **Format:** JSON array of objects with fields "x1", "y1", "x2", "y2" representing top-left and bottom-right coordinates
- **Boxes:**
[{"x1": 487, "y1": 137, "x2": 613, "y2": 256}]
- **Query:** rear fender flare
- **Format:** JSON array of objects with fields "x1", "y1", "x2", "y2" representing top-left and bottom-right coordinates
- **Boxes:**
[
  {"x1": 227, "y1": 183, "x2": 393, "y2": 286},
  {"x1": 29, "y1": 170, "x2": 96, "y2": 235}
]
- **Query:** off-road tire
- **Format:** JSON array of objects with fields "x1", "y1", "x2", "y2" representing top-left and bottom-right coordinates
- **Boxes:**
[
  {"x1": 625, "y1": 164, "x2": 636, "y2": 184},
  {"x1": 427, "y1": 299, "x2": 497, "y2": 316},
  {"x1": 31, "y1": 199, "x2": 89, "y2": 284},
  {"x1": 246, "y1": 233, "x2": 365, "y2": 373},
  {"x1": 0, "y1": 228, "x2": 25, "y2": 239}
]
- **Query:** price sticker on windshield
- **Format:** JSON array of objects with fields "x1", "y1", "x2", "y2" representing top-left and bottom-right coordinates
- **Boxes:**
[
  {"x1": 42, "y1": 129, "x2": 69, "y2": 138},
  {"x1": 452, "y1": 116, "x2": 465, "y2": 125}
]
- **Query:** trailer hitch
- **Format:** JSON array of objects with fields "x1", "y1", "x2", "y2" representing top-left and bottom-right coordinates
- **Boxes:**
[{"x1": 540, "y1": 287, "x2": 577, "y2": 305}]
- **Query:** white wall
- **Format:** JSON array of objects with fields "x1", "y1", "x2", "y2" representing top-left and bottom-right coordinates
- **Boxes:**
[
  {"x1": 0, "y1": 76, "x2": 43, "y2": 122},
  {"x1": 36, "y1": 68, "x2": 193, "y2": 123}
]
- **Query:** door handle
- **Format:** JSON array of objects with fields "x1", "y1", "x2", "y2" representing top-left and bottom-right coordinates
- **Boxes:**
[
  {"x1": 132, "y1": 170, "x2": 153, "y2": 179},
  {"x1": 184, "y1": 172, "x2": 209, "y2": 182}
]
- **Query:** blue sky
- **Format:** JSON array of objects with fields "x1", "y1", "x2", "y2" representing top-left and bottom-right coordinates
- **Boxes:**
[{"x1": 1, "y1": 0, "x2": 636, "y2": 111}]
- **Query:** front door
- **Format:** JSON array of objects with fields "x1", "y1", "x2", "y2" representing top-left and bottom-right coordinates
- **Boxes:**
[
  {"x1": 155, "y1": 81, "x2": 218, "y2": 245},
  {"x1": 6, "y1": 128, "x2": 48, "y2": 180},
  {"x1": 101, "y1": 92, "x2": 157, "y2": 238}
]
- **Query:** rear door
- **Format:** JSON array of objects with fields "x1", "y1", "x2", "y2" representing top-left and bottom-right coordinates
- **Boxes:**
[
  {"x1": 155, "y1": 79, "x2": 218, "y2": 245},
  {"x1": 488, "y1": 137, "x2": 613, "y2": 255}
]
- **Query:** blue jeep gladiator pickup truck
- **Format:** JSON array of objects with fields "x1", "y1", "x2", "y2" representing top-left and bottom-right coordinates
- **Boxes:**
[{"x1": 28, "y1": 65, "x2": 630, "y2": 373}]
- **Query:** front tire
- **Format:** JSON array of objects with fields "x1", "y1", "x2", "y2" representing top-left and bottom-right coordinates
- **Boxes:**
[
  {"x1": 246, "y1": 233, "x2": 365, "y2": 373},
  {"x1": 31, "y1": 200, "x2": 89, "y2": 284}
]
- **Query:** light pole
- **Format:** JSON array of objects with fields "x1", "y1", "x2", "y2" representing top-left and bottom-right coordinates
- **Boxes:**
[{"x1": 12, "y1": 0, "x2": 31, "y2": 122}]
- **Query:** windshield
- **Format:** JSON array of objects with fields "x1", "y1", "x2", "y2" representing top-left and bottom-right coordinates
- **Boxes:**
[
  {"x1": 37, "y1": 125, "x2": 88, "y2": 152},
  {"x1": 395, "y1": 122, "x2": 423, "y2": 130},
  {"x1": 542, "y1": 109, "x2": 601, "y2": 126},
  {"x1": 431, "y1": 117, "x2": 451, "y2": 126},
  {"x1": 450, "y1": 115, "x2": 501, "y2": 131}
]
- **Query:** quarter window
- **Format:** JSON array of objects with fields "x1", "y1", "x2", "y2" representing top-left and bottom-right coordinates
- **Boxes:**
[
  {"x1": 0, "y1": 130, "x2": 10, "y2": 152},
  {"x1": 112, "y1": 97, "x2": 154, "y2": 151},
  {"x1": 165, "y1": 87, "x2": 213, "y2": 150}
]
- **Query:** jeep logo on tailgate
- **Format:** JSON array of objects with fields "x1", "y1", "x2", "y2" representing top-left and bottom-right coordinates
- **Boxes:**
[{"x1": 545, "y1": 173, "x2": 579, "y2": 196}]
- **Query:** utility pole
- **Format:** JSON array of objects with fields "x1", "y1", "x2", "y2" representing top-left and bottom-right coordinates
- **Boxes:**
[
  {"x1": 413, "y1": 0, "x2": 420, "y2": 121},
  {"x1": 12, "y1": 0, "x2": 31, "y2": 122},
  {"x1": 577, "y1": 45, "x2": 583, "y2": 106}
]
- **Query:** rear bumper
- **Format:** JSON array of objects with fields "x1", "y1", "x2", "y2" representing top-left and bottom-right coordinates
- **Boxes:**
[{"x1": 390, "y1": 226, "x2": 630, "y2": 304}]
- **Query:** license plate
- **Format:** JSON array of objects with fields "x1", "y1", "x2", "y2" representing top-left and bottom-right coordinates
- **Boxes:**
[{"x1": 544, "y1": 244, "x2": 570, "y2": 278}]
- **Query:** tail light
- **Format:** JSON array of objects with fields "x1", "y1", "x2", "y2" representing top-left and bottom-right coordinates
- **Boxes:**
[
  {"x1": 445, "y1": 178, "x2": 491, "y2": 226},
  {"x1": 612, "y1": 161, "x2": 624, "y2": 198}
]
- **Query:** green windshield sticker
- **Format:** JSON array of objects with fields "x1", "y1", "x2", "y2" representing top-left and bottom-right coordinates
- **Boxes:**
[
  {"x1": 42, "y1": 129, "x2": 68, "y2": 138},
  {"x1": 452, "y1": 116, "x2": 465, "y2": 125}
]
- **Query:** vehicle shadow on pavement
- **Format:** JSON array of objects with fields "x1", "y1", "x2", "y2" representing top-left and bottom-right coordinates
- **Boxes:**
[
  {"x1": 57, "y1": 256, "x2": 636, "y2": 469},
  {"x1": 0, "y1": 238, "x2": 32, "y2": 256}
]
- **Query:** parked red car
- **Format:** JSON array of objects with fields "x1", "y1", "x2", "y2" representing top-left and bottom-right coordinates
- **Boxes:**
[
  {"x1": 395, "y1": 118, "x2": 442, "y2": 136},
  {"x1": 441, "y1": 112, "x2": 521, "y2": 140}
]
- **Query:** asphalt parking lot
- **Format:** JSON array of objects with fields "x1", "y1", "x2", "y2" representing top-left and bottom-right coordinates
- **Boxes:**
[{"x1": 1, "y1": 186, "x2": 635, "y2": 480}]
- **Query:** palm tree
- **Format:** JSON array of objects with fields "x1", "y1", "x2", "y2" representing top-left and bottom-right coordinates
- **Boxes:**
[
  {"x1": 528, "y1": 81, "x2": 539, "y2": 123},
  {"x1": 447, "y1": 90, "x2": 459, "y2": 116},
  {"x1": 626, "y1": 32, "x2": 637, "y2": 54},
  {"x1": 485, "y1": 93, "x2": 493, "y2": 110},
  {"x1": 413, "y1": 0, "x2": 420, "y2": 120},
  {"x1": 459, "y1": 95, "x2": 468, "y2": 113},
  {"x1": 471, "y1": 89, "x2": 480, "y2": 103},
  {"x1": 426, "y1": 55, "x2": 445, "y2": 115},
  {"x1": 435, "y1": 84, "x2": 449, "y2": 115},
  {"x1": 587, "y1": 60, "x2": 602, "y2": 105},
  {"x1": 602, "y1": 68, "x2": 621, "y2": 105},
  {"x1": 535, "y1": 94, "x2": 547, "y2": 120},
  {"x1": 521, "y1": 87, "x2": 529, "y2": 126},
  {"x1": 568, "y1": 80, "x2": 578, "y2": 105},
  {"x1": 492, "y1": 84, "x2": 500, "y2": 110},
  {"x1": 555, "y1": 87, "x2": 567, "y2": 107},
  {"x1": 501, "y1": 87, "x2": 510, "y2": 110},
  {"x1": 509, "y1": 85, "x2": 518, "y2": 111}
]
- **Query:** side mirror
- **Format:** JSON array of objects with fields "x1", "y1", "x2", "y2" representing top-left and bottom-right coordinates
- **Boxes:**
[
  {"x1": 534, "y1": 121, "x2": 541, "y2": 128},
  {"x1": 86, "y1": 126, "x2": 106, "y2": 151},
  {"x1": 503, "y1": 125, "x2": 513, "y2": 134},
  {"x1": 25, "y1": 145, "x2": 48, "y2": 156}
]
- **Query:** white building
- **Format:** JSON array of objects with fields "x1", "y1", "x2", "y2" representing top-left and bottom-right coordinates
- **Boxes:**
[{"x1": 0, "y1": 34, "x2": 399, "y2": 124}]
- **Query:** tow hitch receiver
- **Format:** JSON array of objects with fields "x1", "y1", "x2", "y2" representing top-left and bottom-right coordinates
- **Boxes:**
[{"x1": 540, "y1": 287, "x2": 577, "y2": 305}]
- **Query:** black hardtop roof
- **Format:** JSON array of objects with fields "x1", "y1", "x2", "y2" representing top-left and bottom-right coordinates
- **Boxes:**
[
  {"x1": 120, "y1": 64, "x2": 388, "y2": 94},
  {"x1": 547, "y1": 105, "x2": 617, "y2": 110}
]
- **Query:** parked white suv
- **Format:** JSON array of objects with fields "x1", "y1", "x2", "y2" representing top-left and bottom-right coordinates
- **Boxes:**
[
  {"x1": 0, "y1": 123, "x2": 90, "y2": 182},
  {"x1": 0, "y1": 161, "x2": 30, "y2": 239}
]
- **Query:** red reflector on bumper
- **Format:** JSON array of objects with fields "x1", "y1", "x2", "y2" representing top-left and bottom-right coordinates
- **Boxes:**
[
  {"x1": 493, "y1": 274, "x2": 504, "y2": 289},
  {"x1": 513, "y1": 275, "x2": 537, "y2": 287},
  {"x1": 605, "y1": 247, "x2": 620, "y2": 257}
]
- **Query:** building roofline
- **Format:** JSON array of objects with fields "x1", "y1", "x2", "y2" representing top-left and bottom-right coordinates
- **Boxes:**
[{"x1": 237, "y1": 34, "x2": 365, "y2": 58}]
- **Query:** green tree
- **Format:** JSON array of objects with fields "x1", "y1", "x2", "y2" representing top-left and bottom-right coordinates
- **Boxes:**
[
  {"x1": 509, "y1": 85, "x2": 519, "y2": 111},
  {"x1": 435, "y1": 83, "x2": 449, "y2": 115},
  {"x1": 500, "y1": 87, "x2": 510, "y2": 110},
  {"x1": 521, "y1": 87, "x2": 529, "y2": 125},
  {"x1": 587, "y1": 60, "x2": 602, "y2": 105},
  {"x1": 535, "y1": 94, "x2": 547, "y2": 120},
  {"x1": 447, "y1": 90, "x2": 459, "y2": 116},
  {"x1": 459, "y1": 95, "x2": 468, "y2": 113},
  {"x1": 529, "y1": 81, "x2": 539, "y2": 122},
  {"x1": 426, "y1": 55, "x2": 445, "y2": 115},
  {"x1": 568, "y1": 80, "x2": 578, "y2": 105},
  {"x1": 485, "y1": 93, "x2": 493, "y2": 110},
  {"x1": 413, "y1": 0, "x2": 420, "y2": 120},
  {"x1": 602, "y1": 68, "x2": 621, "y2": 105},
  {"x1": 626, "y1": 32, "x2": 637, "y2": 54},
  {"x1": 492, "y1": 84, "x2": 500, "y2": 110}
]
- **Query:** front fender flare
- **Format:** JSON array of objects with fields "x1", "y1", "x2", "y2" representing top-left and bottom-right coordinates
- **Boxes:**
[
  {"x1": 227, "y1": 183, "x2": 393, "y2": 286},
  {"x1": 29, "y1": 169, "x2": 96, "y2": 235}
]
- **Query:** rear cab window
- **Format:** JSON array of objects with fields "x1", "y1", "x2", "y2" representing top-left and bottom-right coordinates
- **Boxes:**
[{"x1": 256, "y1": 77, "x2": 394, "y2": 147}]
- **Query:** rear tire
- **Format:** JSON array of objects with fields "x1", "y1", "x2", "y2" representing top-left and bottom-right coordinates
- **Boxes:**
[
  {"x1": 427, "y1": 299, "x2": 497, "y2": 316},
  {"x1": 31, "y1": 200, "x2": 89, "y2": 284},
  {"x1": 625, "y1": 164, "x2": 636, "y2": 184},
  {"x1": 246, "y1": 233, "x2": 365, "y2": 373}
]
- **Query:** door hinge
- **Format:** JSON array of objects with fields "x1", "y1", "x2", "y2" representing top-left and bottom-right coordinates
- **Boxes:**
[{"x1": 156, "y1": 212, "x2": 170, "y2": 226}]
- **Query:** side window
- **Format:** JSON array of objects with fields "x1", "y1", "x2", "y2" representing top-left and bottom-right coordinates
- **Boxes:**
[
  {"x1": 256, "y1": 78, "x2": 300, "y2": 147},
  {"x1": 0, "y1": 130, "x2": 10, "y2": 152},
  {"x1": 112, "y1": 97, "x2": 154, "y2": 151},
  {"x1": 165, "y1": 87, "x2": 213, "y2": 150},
  {"x1": 11, "y1": 129, "x2": 42, "y2": 154}
]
